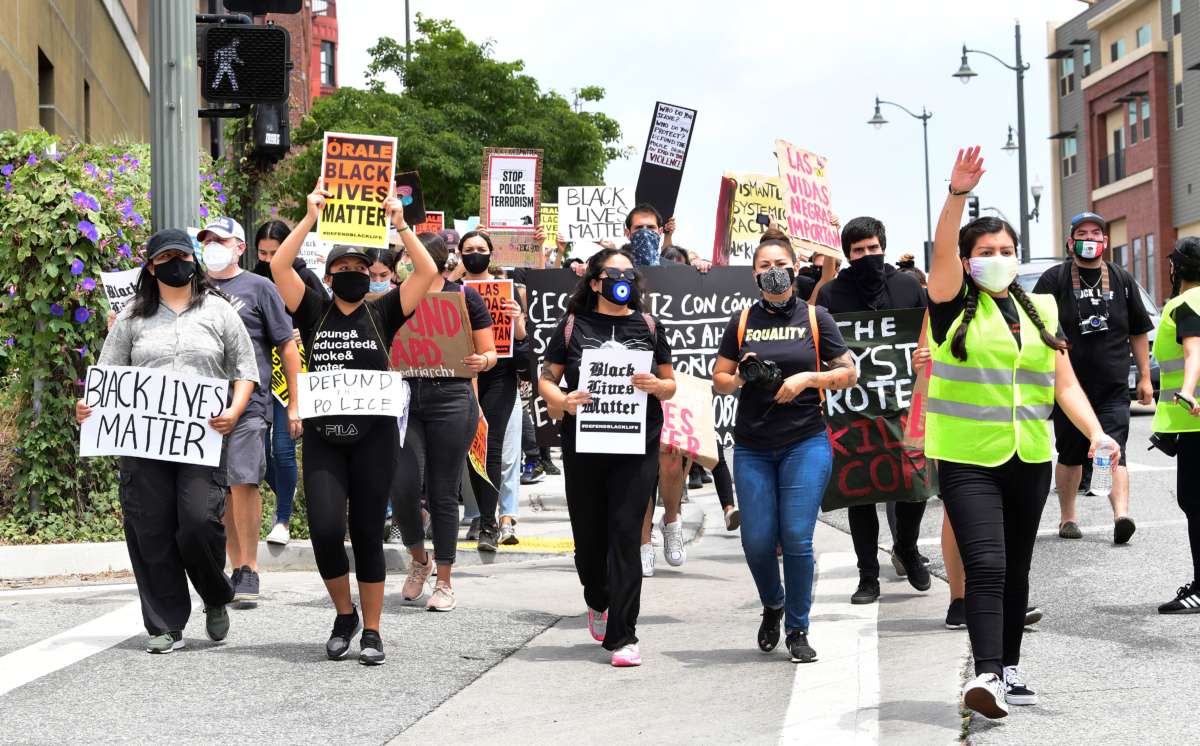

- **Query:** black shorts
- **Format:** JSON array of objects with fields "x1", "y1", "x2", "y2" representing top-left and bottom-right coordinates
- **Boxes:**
[{"x1": 1051, "y1": 393, "x2": 1129, "y2": 467}]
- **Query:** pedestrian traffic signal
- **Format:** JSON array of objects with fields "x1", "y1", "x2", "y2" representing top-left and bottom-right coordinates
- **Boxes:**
[
  {"x1": 967, "y1": 195, "x2": 980, "y2": 221},
  {"x1": 220, "y1": 0, "x2": 303, "y2": 14},
  {"x1": 201, "y1": 25, "x2": 290, "y2": 104}
]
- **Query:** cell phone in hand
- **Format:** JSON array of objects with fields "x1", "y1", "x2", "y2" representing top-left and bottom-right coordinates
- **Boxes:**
[
  {"x1": 756, "y1": 213, "x2": 770, "y2": 228},
  {"x1": 1175, "y1": 392, "x2": 1196, "y2": 412}
]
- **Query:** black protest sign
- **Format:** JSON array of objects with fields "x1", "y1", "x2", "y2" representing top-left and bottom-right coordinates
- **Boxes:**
[
  {"x1": 820, "y1": 309, "x2": 937, "y2": 511},
  {"x1": 395, "y1": 171, "x2": 427, "y2": 226},
  {"x1": 635, "y1": 102, "x2": 697, "y2": 220}
]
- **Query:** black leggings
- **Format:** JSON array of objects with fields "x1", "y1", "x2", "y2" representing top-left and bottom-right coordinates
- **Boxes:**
[
  {"x1": 1176, "y1": 433, "x2": 1200, "y2": 583},
  {"x1": 848, "y1": 500, "x2": 927, "y2": 578},
  {"x1": 940, "y1": 456, "x2": 1050, "y2": 676},
  {"x1": 468, "y1": 371, "x2": 518, "y2": 532},
  {"x1": 712, "y1": 446, "x2": 735, "y2": 509},
  {"x1": 304, "y1": 420, "x2": 398, "y2": 584}
]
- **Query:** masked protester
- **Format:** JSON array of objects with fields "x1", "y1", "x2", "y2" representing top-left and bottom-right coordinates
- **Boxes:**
[
  {"x1": 1031, "y1": 212, "x2": 1153, "y2": 543},
  {"x1": 926, "y1": 147, "x2": 1116, "y2": 720}
]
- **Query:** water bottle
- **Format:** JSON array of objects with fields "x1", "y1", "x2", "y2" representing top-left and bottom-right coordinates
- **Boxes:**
[{"x1": 1091, "y1": 439, "x2": 1114, "y2": 498}]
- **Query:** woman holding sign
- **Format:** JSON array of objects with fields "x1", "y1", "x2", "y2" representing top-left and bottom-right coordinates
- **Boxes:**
[
  {"x1": 270, "y1": 181, "x2": 438, "y2": 666},
  {"x1": 926, "y1": 147, "x2": 1115, "y2": 718},
  {"x1": 539, "y1": 248, "x2": 676, "y2": 668},
  {"x1": 76, "y1": 228, "x2": 259, "y2": 654}
]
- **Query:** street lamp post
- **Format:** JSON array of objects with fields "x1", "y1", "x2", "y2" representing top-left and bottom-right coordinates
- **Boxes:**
[
  {"x1": 954, "y1": 20, "x2": 1032, "y2": 263},
  {"x1": 868, "y1": 97, "x2": 934, "y2": 269}
]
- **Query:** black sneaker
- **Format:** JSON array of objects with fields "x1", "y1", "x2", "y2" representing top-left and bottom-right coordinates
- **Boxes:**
[
  {"x1": 890, "y1": 549, "x2": 907, "y2": 577},
  {"x1": 326, "y1": 606, "x2": 361, "y2": 660},
  {"x1": 945, "y1": 598, "x2": 967, "y2": 630},
  {"x1": 897, "y1": 550, "x2": 931, "y2": 592},
  {"x1": 700, "y1": 471, "x2": 713, "y2": 484},
  {"x1": 540, "y1": 457, "x2": 561, "y2": 476},
  {"x1": 1158, "y1": 583, "x2": 1200, "y2": 614},
  {"x1": 1114, "y1": 516, "x2": 1136, "y2": 545},
  {"x1": 757, "y1": 605, "x2": 784, "y2": 652},
  {"x1": 688, "y1": 471, "x2": 703, "y2": 490},
  {"x1": 850, "y1": 576, "x2": 880, "y2": 605},
  {"x1": 477, "y1": 527, "x2": 499, "y2": 553},
  {"x1": 359, "y1": 629, "x2": 386, "y2": 666},
  {"x1": 520, "y1": 459, "x2": 544, "y2": 485},
  {"x1": 785, "y1": 631, "x2": 817, "y2": 663},
  {"x1": 230, "y1": 566, "x2": 243, "y2": 591},
  {"x1": 232, "y1": 566, "x2": 259, "y2": 604},
  {"x1": 1024, "y1": 606, "x2": 1043, "y2": 626},
  {"x1": 465, "y1": 517, "x2": 481, "y2": 541},
  {"x1": 1002, "y1": 666, "x2": 1037, "y2": 705}
]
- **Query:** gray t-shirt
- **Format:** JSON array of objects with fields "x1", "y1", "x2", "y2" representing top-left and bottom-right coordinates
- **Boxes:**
[{"x1": 212, "y1": 271, "x2": 294, "y2": 422}]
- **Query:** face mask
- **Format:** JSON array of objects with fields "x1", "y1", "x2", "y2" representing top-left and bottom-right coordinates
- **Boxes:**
[
  {"x1": 253, "y1": 260, "x2": 272, "y2": 280},
  {"x1": 629, "y1": 228, "x2": 661, "y2": 267},
  {"x1": 1072, "y1": 239, "x2": 1103, "y2": 260},
  {"x1": 155, "y1": 257, "x2": 196, "y2": 288},
  {"x1": 369, "y1": 280, "x2": 392, "y2": 294},
  {"x1": 848, "y1": 254, "x2": 886, "y2": 294},
  {"x1": 462, "y1": 252, "x2": 492, "y2": 275},
  {"x1": 203, "y1": 242, "x2": 235, "y2": 273},
  {"x1": 601, "y1": 276, "x2": 635, "y2": 306},
  {"x1": 331, "y1": 271, "x2": 369, "y2": 303},
  {"x1": 756, "y1": 266, "x2": 795, "y2": 295},
  {"x1": 967, "y1": 255, "x2": 1019, "y2": 293}
]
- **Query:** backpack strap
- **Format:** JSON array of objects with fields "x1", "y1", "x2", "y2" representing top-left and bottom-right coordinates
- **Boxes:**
[
  {"x1": 807, "y1": 302, "x2": 826, "y2": 404},
  {"x1": 737, "y1": 306, "x2": 750, "y2": 350},
  {"x1": 642, "y1": 312, "x2": 656, "y2": 338}
]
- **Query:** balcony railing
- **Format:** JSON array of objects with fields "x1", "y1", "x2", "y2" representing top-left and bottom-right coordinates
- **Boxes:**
[{"x1": 1097, "y1": 150, "x2": 1126, "y2": 187}]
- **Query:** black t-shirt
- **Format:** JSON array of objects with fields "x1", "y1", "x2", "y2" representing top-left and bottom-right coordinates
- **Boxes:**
[
  {"x1": 292, "y1": 284, "x2": 413, "y2": 441},
  {"x1": 1033, "y1": 260, "x2": 1153, "y2": 398},
  {"x1": 930, "y1": 280, "x2": 1025, "y2": 347},
  {"x1": 543, "y1": 310, "x2": 673, "y2": 453},
  {"x1": 717, "y1": 300, "x2": 848, "y2": 450},
  {"x1": 817, "y1": 265, "x2": 927, "y2": 314},
  {"x1": 1175, "y1": 303, "x2": 1200, "y2": 342}
]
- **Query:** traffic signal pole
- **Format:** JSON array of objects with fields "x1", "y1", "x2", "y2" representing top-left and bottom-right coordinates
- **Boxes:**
[{"x1": 150, "y1": 0, "x2": 201, "y2": 232}]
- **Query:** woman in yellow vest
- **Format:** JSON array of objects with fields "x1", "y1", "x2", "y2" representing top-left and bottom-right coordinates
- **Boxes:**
[
  {"x1": 1152, "y1": 237, "x2": 1200, "y2": 614},
  {"x1": 927, "y1": 147, "x2": 1118, "y2": 719}
]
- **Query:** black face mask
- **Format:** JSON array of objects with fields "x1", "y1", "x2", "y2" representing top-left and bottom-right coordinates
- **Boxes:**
[
  {"x1": 760, "y1": 295, "x2": 798, "y2": 315},
  {"x1": 462, "y1": 252, "x2": 491, "y2": 275},
  {"x1": 331, "y1": 271, "x2": 370, "y2": 303},
  {"x1": 253, "y1": 260, "x2": 273, "y2": 280},
  {"x1": 847, "y1": 254, "x2": 886, "y2": 296},
  {"x1": 601, "y1": 276, "x2": 635, "y2": 306},
  {"x1": 155, "y1": 257, "x2": 196, "y2": 288}
]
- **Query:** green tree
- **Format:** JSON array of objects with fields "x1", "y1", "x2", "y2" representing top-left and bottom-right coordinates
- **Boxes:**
[{"x1": 269, "y1": 16, "x2": 628, "y2": 221}]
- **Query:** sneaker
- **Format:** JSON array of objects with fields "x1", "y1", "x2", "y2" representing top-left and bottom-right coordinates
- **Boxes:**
[
  {"x1": 785, "y1": 631, "x2": 817, "y2": 663},
  {"x1": 611, "y1": 643, "x2": 641, "y2": 667},
  {"x1": 724, "y1": 507, "x2": 741, "y2": 531},
  {"x1": 1058, "y1": 521, "x2": 1082, "y2": 539},
  {"x1": 1114, "y1": 516, "x2": 1136, "y2": 545},
  {"x1": 266, "y1": 522, "x2": 290, "y2": 546},
  {"x1": 359, "y1": 629, "x2": 386, "y2": 666},
  {"x1": 146, "y1": 631, "x2": 184, "y2": 654},
  {"x1": 385, "y1": 523, "x2": 403, "y2": 544},
  {"x1": 326, "y1": 607, "x2": 361, "y2": 660},
  {"x1": 402, "y1": 555, "x2": 432, "y2": 601},
  {"x1": 896, "y1": 550, "x2": 931, "y2": 592},
  {"x1": 1158, "y1": 582, "x2": 1200, "y2": 614},
  {"x1": 477, "y1": 527, "x2": 498, "y2": 553},
  {"x1": 758, "y1": 605, "x2": 784, "y2": 652},
  {"x1": 1002, "y1": 666, "x2": 1037, "y2": 705},
  {"x1": 660, "y1": 517, "x2": 686, "y2": 567},
  {"x1": 688, "y1": 471, "x2": 703, "y2": 490},
  {"x1": 890, "y1": 549, "x2": 907, "y2": 577},
  {"x1": 587, "y1": 608, "x2": 607, "y2": 642},
  {"x1": 422, "y1": 509, "x2": 433, "y2": 540},
  {"x1": 640, "y1": 543, "x2": 655, "y2": 577},
  {"x1": 945, "y1": 598, "x2": 967, "y2": 630},
  {"x1": 204, "y1": 604, "x2": 229, "y2": 642},
  {"x1": 427, "y1": 581, "x2": 456, "y2": 612},
  {"x1": 1024, "y1": 606, "x2": 1043, "y2": 626},
  {"x1": 700, "y1": 471, "x2": 713, "y2": 484},
  {"x1": 962, "y1": 673, "x2": 1009, "y2": 719},
  {"x1": 540, "y1": 456, "x2": 561, "y2": 476},
  {"x1": 232, "y1": 566, "x2": 259, "y2": 603},
  {"x1": 230, "y1": 566, "x2": 243, "y2": 592},
  {"x1": 465, "y1": 516, "x2": 481, "y2": 541},
  {"x1": 520, "y1": 459, "x2": 544, "y2": 485},
  {"x1": 850, "y1": 576, "x2": 880, "y2": 605},
  {"x1": 499, "y1": 522, "x2": 519, "y2": 545}
]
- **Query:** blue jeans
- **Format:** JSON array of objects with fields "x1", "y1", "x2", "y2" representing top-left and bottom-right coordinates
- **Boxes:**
[
  {"x1": 498, "y1": 393, "x2": 522, "y2": 518},
  {"x1": 734, "y1": 432, "x2": 832, "y2": 633},
  {"x1": 265, "y1": 398, "x2": 298, "y2": 524}
]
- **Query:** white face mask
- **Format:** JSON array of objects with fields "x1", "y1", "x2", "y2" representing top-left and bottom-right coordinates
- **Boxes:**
[
  {"x1": 968, "y1": 255, "x2": 1018, "y2": 293},
  {"x1": 203, "y1": 242, "x2": 235, "y2": 273}
]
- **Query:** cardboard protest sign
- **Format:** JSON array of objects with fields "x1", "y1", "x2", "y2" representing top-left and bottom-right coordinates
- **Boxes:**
[
  {"x1": 491, "y1": 233, "x2": 544, "y2": 269},
  {"x1": 390, "y1": 291, "x2": 476, "y2": 378},
  {"x1": 467, "y1": 416, "x2": 492, "y2": 487},
  {"x1": 660, "y1": 373, "x2": 719, "y2": 469},
  {"x1": 559, "y1": 186, "x2": 633, "y2": 243},
  {"x1": 726, "y1": 173, "x2": 786, "y2": 266},
  {"x1": 540, "y1": 204, "x2": 559, "y2": 249},
  {"x1": 774, "y1": 140, "x2": 842, "y2": 260},
  {"x1": 101, "y1": 267, "x2": 142, "y2": 314},
  {"x1": 481, "y1": 148, "x2": 542, "y2": 232},
  {"x1": 297, "y1": 370, "x2": 409, "y2": 420},
  {"x1": 454, "y1": 217, "x2": 480, "y2": 236},
  {"x1": 319, "y1": 132, "x2": 397, "y2": 248},
  {"x1": 413, "y1": 211, "x2": 445, "y2": 235},
  {"x1": 299, "y1": 233, "x2": 328, "y2": 279},
  {"x1": 394, "y1": 170, "x2": 426, "y2": 226},
  {"x1": 270, "y1": 341, "x2": 306, "y2": 407},
  {"x1": 576, "y1": 348, "x2": 653, "y2": 454},
  {"x1": 903, "y1": 311, "x2": 932, "y2": 451},
  {"x1": 79, "y1": 365, "x2": 227, "y2": 467},
  {"x1": 821, "y1": 309, "x2": 937, "y2": 511},
  {"x1": 464, "y1": 279, "x2": 514, "y2": 358},
  {"x1": 635, "y1": 102, "x2": 697, "y2": 220}
]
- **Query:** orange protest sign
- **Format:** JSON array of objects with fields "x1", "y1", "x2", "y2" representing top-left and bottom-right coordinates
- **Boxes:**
[
  {"x1": 414, "y1": 211, "x2": 444, "y2": 234},
  {"x1": 468, "y1": 416, "x2": 491, "y2": 487},
  {"x1": 319, "y1": 132, "x2": 397, "y2": 248},
  {"x1": 390, "y1": 292, "x2": 476, "y2": 378},
  {"x1": 464, "y1": 279, "x2": 514, "y2": 358},
  {"x1": 660, "y1": 373, "x2": 719, "y2": 469}
]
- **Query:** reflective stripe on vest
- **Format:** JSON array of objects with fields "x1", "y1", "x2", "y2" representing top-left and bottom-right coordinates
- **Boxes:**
[
  {"x1": 930, "y1": 361, "x2": 1055, "y2": 388},
  {"x1": 1152, "y1": 287, "x2": 1200, "y2": 433},
  {"x1": 925, "y1": 398, "x2": 1053, "y2": 422}
]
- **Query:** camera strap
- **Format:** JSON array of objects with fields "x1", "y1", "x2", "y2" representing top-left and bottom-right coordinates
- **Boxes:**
[
  {"x1": 1070, "y1": 259, "x2": 1111, "y2": 322},
  {"x1": 736, "y1": 304, "x2": 825, "y2": 403}
]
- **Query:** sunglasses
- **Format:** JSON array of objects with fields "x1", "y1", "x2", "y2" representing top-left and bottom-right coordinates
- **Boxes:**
[{"x1": 601, "y1": 268, "x2": 638, "y2": 282}]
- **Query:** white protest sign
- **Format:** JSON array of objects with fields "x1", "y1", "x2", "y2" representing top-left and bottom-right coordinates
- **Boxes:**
[
  {"x1": 645, "y1": 102, "x2": 696, "y2": 171},
  {"x1": 79, "y1": 365, "x2": 227, "y2": 467},
  {"x1": 575, "y1": 348, "x2": 652, "y2": 454},
  {"x1": 299, "y1": 233, "x2": 328, "y2": 279},
  {"x1": 298, "y1": 370, "x2": 410, "y2": 420},
  {"x1": 559, "y1": 186, "x2": 633, "y2": 243},
  {"x1": 482, "y1": 149, "x2": 541, "y2": 231},
  {"x1": 101, "y1": 268, "x2": 142, "y2": 314}
]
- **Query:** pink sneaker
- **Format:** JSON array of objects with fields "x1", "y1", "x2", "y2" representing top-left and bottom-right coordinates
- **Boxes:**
[
  {"x1": 587, "y1": 608, "x2": 607, "y2": 642},
  {"x1": 610, "y1": 643, "x2": 641, "y2": 667}
]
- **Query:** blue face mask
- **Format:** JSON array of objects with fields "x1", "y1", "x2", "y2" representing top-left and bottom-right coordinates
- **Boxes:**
[
  {"x1": 629, "y1": 228, "x2": 661, "y2": 267},
  {"x1": 369, "y1": 280, "x2": 391, "y2": 294}
]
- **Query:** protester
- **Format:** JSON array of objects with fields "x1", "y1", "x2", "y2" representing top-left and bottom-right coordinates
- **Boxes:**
[
  {"x1": 366, "y1": 247, "x2": 399, "y2": 296},
  {"x1": 926, "y1": 147, "x2": 1116, "y2": 718},
  {"x1": 896, "y1": 254, "x2": 927, "y2": 287},
  {"x1": 76, "y1": 228, "x2": 258, "y2": 654},
  {"x1": 815, "y1": 216, "x2": 931, "y2": 605},
  {"x1": 539, "y1": 248, "x2": 676, "y2": 667},
  {"x1": 712, "y1": 234, "x2": 857, "y2": 664},
  {"x1": 1033, "y1": 211, "x2": 1153, "y2": 543},
  {"x1": 270, "y1": 181, "x2": 438, "y2": 665},
  {"x1": 199, "y1": 217, "x2": 301, "y2": 604}
]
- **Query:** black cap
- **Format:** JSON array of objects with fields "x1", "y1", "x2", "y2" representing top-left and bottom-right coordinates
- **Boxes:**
[
  {"x1": 1069, "y1": 211, "x2": 1108, "y2": 235},
  {"x1": 324, "y1": 245, "x2": 372, "y2": 274},
  {"x1": 145, "y1": 229, "x2": 196, "y2": 261}
]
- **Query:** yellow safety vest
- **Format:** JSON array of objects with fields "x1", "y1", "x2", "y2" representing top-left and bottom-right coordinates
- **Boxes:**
[
  {"x1": 925, "y1": 291, "x2": 1059, "y2": 467},
  {"x1": 1151, "y1": 286, "x2": 1200, "y2": 433}
]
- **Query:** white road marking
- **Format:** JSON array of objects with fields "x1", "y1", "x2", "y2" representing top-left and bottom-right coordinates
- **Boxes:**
[
  {"x1": 780, "y1": 552, "x2": 879, "y2": 745},
  {"x1": 0, "y1": 583, "x2": 138, "y2": 599}
]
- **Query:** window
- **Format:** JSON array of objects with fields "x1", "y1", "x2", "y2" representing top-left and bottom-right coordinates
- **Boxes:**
[
  {"x1": 1177, "y1": 82, "x2": 1185, "y2": 129},
  {"x1": 37, "y1": 49, "x2": 54, "y2": 134},
  {"x1": 1061, "y1": 136, "x2": 1078, "y2": 178},
  {"x1": 1113, "y1": 244, "x2": 1127, "y2": 268},
  {"x1": 1129, "y1": 101, "x2": 1139, "y2": 144},
  {"x1": 311, "y1": 0, "x2": 328, "y2": 13},
  {"x1": 1083, "y1": 46, "x2": 1092, "y2": 76},
  {"x1": 1136, "y1": 24, "x2": 1151, "y2": 48},
  {"x1": 1111, "y1": 38, "x2": 1127, "y2": 62},
  {"x1": 320, "y1": 41, "x2": 335, "y2": 87},
  {"x1": 1133, "y1": 236, "x2": 1145, "y2": 286},
  {"x1": 1142, "y1": 98, "x2": 1151, "y2": 139},
  {"x1": 1174, "y1": 0, "x2": 1182, "y2": 35},
  {"x1": 1060, "y1": 56, "x2": 1076, "y2": 96},
  {"x1": 1147, "y1": 234, "x2": 1157, "y2": 300}
]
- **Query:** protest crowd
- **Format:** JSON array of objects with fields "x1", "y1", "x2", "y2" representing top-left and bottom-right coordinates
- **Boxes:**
[{"x1": 70, "y1": 122, "x2": 1200, "y2": 724}]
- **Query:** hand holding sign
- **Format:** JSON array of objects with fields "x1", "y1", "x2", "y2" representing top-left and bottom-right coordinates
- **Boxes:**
[
  {"x1": 307, "y1": 179, "x2": 332, "y2": 221},
  {"x1": 563, "y1": 389, "x2": 593, "y2": 417},
  {"x1": 631, "y1": 372, "x2": 669, "y2": 399}
]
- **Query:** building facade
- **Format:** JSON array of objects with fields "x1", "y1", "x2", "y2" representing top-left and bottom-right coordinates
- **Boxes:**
[{"x1": 1048, "y1": 0, "x2": 1200, "y2": 305}]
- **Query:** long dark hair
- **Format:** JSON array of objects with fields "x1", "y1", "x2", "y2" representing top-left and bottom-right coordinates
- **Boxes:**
[
  {"x1": 950, "y1": 217, "x2": 1068, "y2": 361},
  {"x1": 127, "y1": 260, "x2": 223, "y2": 319},
  {"x1": 419, "y1": 232, "x2": 449, "y2": 273},
  {"x1": 566, "y1": 248, "x2": 644, "y2": 314},
  {"x1": 1170, "y1": 237, "x2": 1200, "y2": 298},
  {"x1": 255, "y1": 219, "x2": 291, "y2": 245}
]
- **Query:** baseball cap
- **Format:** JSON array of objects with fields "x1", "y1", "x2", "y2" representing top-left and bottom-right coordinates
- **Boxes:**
[
  {"x1": 1069, "y1": 211, "x2": 1107, "y2": 235},
  {"x1": 196, "y1": 216, "x2": 246, "y2": 243},
  {"x1": 145, "y1": 229, "x2": 196, "y2": 261},
  {"x1": 324, "y1": 245, "x2": 372, "y2": 274}
]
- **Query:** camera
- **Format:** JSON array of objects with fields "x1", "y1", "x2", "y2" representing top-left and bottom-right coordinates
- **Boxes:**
[
  {"x1": 1079, "y1": 314, "x2": 1109, "y2": 335},
  {"x1": 1149, "y1": 432, "x2": 1179, "y2": 458},
  {"x1": 739, "y1": 357, "x2": 783, "y2": 392}
]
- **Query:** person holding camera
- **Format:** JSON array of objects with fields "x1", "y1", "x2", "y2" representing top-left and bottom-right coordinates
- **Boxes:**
[
  {"x1": 1032, "y1": 211, "x2": 1153, "y2": 543},
  {"x1": 713, "y1": 233, "x2": 858, "y2": 664}
]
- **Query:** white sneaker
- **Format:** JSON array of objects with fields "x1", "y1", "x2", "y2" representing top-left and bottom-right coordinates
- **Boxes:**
[
  {"x1": 266, "y1": 522, "x2": 290, "y2": 546},
  {"x1": 962, "y1": 673, "x2": 1009, "y2": 719},
  {"x1": 640, "y1": 543, "x2": 655, "y2": 577},
  {"x1": 660, "y1": 518, "x2": 686, "y2": 567},
  {"x1": 1002, "y1": 666, "x2": 1038, "y2": 705}
]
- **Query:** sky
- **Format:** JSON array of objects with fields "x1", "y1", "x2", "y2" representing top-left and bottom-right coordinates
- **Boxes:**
[{"x1": 336, "y1": 0, "x2": 1087, "y2": 266}]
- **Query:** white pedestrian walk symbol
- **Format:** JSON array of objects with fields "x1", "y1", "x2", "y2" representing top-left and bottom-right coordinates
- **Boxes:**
[{"x1": 212, "y1": 38, "x2": 244, "y2": 92}]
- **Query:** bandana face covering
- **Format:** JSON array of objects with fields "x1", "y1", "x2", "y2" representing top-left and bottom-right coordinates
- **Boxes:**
[
  {"x1": 629, "y1": 228, "x2": 661, "y2": 267},
  {"x1": 967, "y1": 255, "x2": 1018, "y2": 293},
  {"x1": 848, "y1": 254, "x2": 886, "y2": 296}
]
